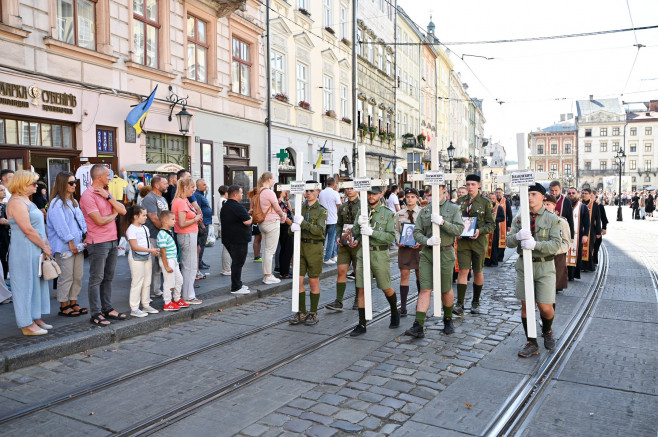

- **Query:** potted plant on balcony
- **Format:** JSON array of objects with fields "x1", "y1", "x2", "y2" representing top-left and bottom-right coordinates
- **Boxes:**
[
  {"x1": 341, "y1": 117, "x2": 352, "y2": 124},
  {"x1": 298, "y1": 8, "x2": 311, "y2": 17},
  {"x1": 416, "y1": 133, "x2": 427, "y2": 148},
  {"x1": 274, "y1": 92, "x2": 288, "y2": 103},
  {"x1": 378, "y1": 128, "x2": 388, "y2": 141},
  {"x1": 358, "y1": 122, "x2": 368, "y2": 140},
  {"x1": 401, "y1": 133, "x2": 415, "y2": 149},
  {"x1": 324, "y1": 26, "x2": 336, "y2": 35},
  {"x1": 367, "y1": 125, "x2": 377, "y2": 143},
  {"x1": 341, "y1": 38, "x2": 351, "y2": 46},
  {"x1": 325, "y1": 109, "x2": 336, "y2": 118},
  {"x1": 298, "y1": 100, "x2": 310, "y2": 110}
]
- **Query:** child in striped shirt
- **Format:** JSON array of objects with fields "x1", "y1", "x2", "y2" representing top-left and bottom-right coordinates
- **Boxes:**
[{"x1": 157, "y1": 211, "x2": 189, "y2": 311}]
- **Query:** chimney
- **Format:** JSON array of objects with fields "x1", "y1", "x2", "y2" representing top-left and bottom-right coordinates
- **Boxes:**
[
  {"x1": 650, "y1": 100, "x2": 658, "y2": 112},
  {"x1": 589, "y1": 94, "x2": 594, "y2": 101},
  {"x1": 560, "y1": 114, "x2": 566, "y2": 122}
]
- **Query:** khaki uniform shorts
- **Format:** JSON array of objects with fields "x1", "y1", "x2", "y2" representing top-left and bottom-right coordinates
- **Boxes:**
[
  {"x1": 419, "y1": 248, "x2": 455, "y2": 294},
  {"x1": 356, "y1": 249, "x2": 392, "y2": 290},
  {"x1": 300, "y1": 242, "x2": 323, "y2": 278},
  {"x1": 514, "y1": 258, "x2": 556, "y2": 304},
  {"x1": 337, "y1": 245, "x2": 359, "y2": 267},
  {"x1": 457, "y1": 238, "x2": 487, "y2": 273}
]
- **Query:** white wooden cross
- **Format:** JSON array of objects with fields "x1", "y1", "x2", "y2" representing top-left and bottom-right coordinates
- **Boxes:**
[
  {"x1": 410, "y1": 159, "x2": 464, "y2": 318},
  {"x1": 493, "y1": 150, "x2": 559, "y2": 338},
  {"x1": 336, "y1": 171, "x2": 388, "y2": 321},
  {"x1": 276, "y1": 152, "x2": 322, "y2": 313}
]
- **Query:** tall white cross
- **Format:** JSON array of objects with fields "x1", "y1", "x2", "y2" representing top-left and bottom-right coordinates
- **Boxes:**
[{"x1": 275, "y1": 152, "x2": 322, "y2": 313}]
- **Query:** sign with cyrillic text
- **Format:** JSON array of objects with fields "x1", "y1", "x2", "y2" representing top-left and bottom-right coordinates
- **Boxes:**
[
  {"x1": 510, "y1": 171, "x2": 535, "y2": 187},
  {"x1": 353, "y1": 178, "x2": 372, "y2": 192},
  {"x1": 290, "y1": 181, "x2": 306, "y2": 194},
  {"x1": 424, "y1": 171, "x2": 445, "y2": 186}
]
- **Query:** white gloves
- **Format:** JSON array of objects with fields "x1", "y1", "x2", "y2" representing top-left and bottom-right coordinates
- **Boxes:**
[
  {"x1": 521, "y1": 238, "x2": 536, "y2": 251},
  {"x1": 293, "y1": 215, "x2": 304, "y2": 224},
  {"x1": 360, "y1": 225, "x2": 374, "y2": 236},
  {"x1": 516, "y1": 229, "x2": 532, "y2": 241},
  {"x1": 431, "y1": 214, "x2": 443, "y2": 225},
  {"x1": 426, "y1": 235, "x2": 441, "y2": 246},
  {"x1": 291, "y1": 223, "x2": 301, "y2": 232},
  {"x1": 358, "y1": 215, "x2": 369, "y2": 226}
]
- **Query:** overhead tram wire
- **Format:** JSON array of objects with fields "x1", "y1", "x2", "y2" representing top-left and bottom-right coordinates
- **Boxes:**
[{"x1": 620, "y1": 0, "x2": 644, "y2": 97}]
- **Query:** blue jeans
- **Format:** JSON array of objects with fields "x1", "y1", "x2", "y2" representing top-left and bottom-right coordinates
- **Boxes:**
[
  {"x1": 87, "y1": 240, "x2": 118, "y2": 315},
  {"x1": 324, "y1": 224, "x2": 337, "y2": 261}
]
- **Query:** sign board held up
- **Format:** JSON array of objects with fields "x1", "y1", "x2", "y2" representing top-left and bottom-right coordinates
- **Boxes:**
[{"x1": 510, "y1": 171, "x2": 535, "y2": 187}]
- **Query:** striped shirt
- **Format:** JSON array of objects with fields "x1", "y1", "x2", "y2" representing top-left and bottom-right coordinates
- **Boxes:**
[{"x1": 156, "y1": 229, "x2": 178, "y2": 260}]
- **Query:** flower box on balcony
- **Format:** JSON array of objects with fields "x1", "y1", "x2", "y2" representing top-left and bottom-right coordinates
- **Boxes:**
[
  {"x1": 325, "y1": 109, "x2": 336, "y2": 118},
  {"x1": 274, "y1": 92, "x2": 289, "y2": 103},
  {"x1": 324, "y1": 27, "x2": 336, "y2": 35},
  {"x1": 341, "y1": 38, "x2": 351, "y2": 46},
  {"x1": 341, "y1": 117, "x2": 352, "y2": 124},
  {"x1": 298, "y1": 100, "x2": 310, "y2": 110},
  {"x1": 298, "y1": 8, "x2": 311, "y2": 17}
]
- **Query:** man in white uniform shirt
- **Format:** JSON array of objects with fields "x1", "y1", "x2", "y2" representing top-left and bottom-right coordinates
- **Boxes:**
[{"x1": 318, "y1": 177, "x2": 341, "y2": 264}]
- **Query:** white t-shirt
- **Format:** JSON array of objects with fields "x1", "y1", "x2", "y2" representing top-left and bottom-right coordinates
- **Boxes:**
[
  {"x1": 75, "y1": 165, "x2": 93, "y2": 195},
  {"x1": 386, "y1": 193, "x2": 400, "y2": 212},
  {"x1": 318, "y1": 187, "x2": 341, "y2": 225},
  {"x1": 126, "y1": 224, "x2": 151, "y2": 261},
  {"x1": 1, "y1": 184, "x2": 10, "y2": 204}
]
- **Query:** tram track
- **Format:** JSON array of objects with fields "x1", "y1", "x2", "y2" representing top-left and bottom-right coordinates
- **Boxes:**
[
  {"x1": 0, "y1": 275, "x2": 404, "y2": 428},
  {"x1": 484, "y1": 245, "x2": 610, "y2": 436}
]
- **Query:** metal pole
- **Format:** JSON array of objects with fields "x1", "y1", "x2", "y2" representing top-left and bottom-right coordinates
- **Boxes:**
[
  {"x1": 266, "y1": 0, "x2": 272, "y2": 171},
  {"x1": 617, "y1": 158, "x2": 623, "y2": 221},
  {"x1": 352, "y1": 0, "x2": 358, "y2": 174}
]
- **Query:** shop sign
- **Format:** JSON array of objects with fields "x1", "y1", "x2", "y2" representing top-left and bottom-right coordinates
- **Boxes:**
[{"x1": 0, "y1": 78, "x2": 81, "y2": 121}]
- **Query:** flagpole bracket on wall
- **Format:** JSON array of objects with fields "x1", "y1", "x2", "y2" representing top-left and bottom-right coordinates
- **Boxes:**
[{"x1": 166, "y1": 85, "x2": 193, "y2": 135}]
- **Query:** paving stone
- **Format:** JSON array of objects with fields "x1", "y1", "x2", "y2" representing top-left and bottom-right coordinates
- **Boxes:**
[
  {"x1": 380, "y1": 423, "x2": 400, "y2": 435},
  {"x1": 389, "y1": 412, "x2": 410, "y2": 422},
  {"x1": 381, "y1": 397, "x2": 406, "y2": 409},
  {"x1": 358, "y1": 391, "x2": 384, "y2": 403},
  {"x1": 343, "y1": 399, "x2": 370, "y2": 411},
  {"x1": 360, "y1": 375, "x2": 388, "y2": 385},
  {"x1": 318, "y1": 393, "x2": 346, "y2": 406},
  {"x1": 310, "y1": 403, "x2": 340, "y2": 416},
  {"x1": 241, "y1": 423, "x2": 269, "y2": 437},
  {"x1": 366, "y1": 404, "x2": 394, "y2": 418},
  {"x1": 300, "y1": 412, "x2": 333, "y2": 426},
  {"x1": 288, "y1": 398, "x2": 315, "y2": 409},
  {"x1": 336, "y1": 387, "x2": 360, "y2": 399},
  {"x1": 383, "y1": 379, "x2": 414, "y2": 393},
  {"x1": 277, "y1": 407, "x2": 303, "y2": 417},
  {"x1": 392, "y1": 367, "x2": 416, "y2": 376},
  {"x1": 306, "y1": 424, "x2": 337, "y2": 437},
  {"x1": 398, "y1": 393, "x2": 430, "y2": 405},
  {"x1": 370, "y1": 386, "x2": 399, "y2": 397},
  {"x1": 346, "y1": 381, "x2": 371, "y2": 391},
  {"x1": 410, "y1": 387, "x2": 439, "y2": 400},
  {"x1": 334, "y1": 410, "x2": 367, "y2": 423},
  {"x1": 331, "y1": 420, "x2": 364, "y2": 433},
  {"x1": 324, "y1": 378, "x2": 346, "y2": 387},
  {"x1": 335, "y1": 370, "x2": 362, "y2": 381},
  {"x1": 359, "y1": 416, "x2": 382, "y2": 430},
  {"x1": 283, "y1": 419, "x2": 312, "y2": 433},
  {"x1": 260, "y1": 413, "x2": 289, "y2": 427}
]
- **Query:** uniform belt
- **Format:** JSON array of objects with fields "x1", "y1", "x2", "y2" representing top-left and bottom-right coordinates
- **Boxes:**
[
  {"x1": 520, "y1": 254, "x2": 555, "y2": 262},
  {"x1": 301, "y1": 239, "x2": 323, "y2": 244},
  {"x1": 370, "y1": 245, "x2": 389, "y2": 251}
]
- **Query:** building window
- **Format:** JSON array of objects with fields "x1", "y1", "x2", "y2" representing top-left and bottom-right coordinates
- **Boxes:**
[
  {"x1": 585, "y1": 129, "x2": 591, "y2": 137},
  {"x1": 297, "y1": 0, "x2": 307, "y2": 8},
  {"x1": 323, "y1": 75, "x2": 334, "y2": 112},
  {"x1": 630, "y1": 127, "x2": 637, "y2": 136},
  {"x1": 145, "y1": 132, "x2": 189, "y2": 166},
  {"x1": 645, "y1": 176, "x2": 651, "y2": 183},
  {"x1": 629, "y1": 160, "x2": 636, "y2": 170},
  {"x1": 612, "y1": 127, "x2": 620, "y2": 136},
  {"x1": 339, "y1": 7, "x2": 347, "y2": 39},
  {"x1": 584, "y1": 143, "x2": 591, "y2": 153},
  {"x1": 645, "y1": 143, "x2": 652, "y2": 153},
  {"x1": 537, "y1": 144, "x2": 543, "y2": 155},
  {"x1": 646, "y1": 127, "x2": 653, "y2": 136},
  {"x1": 565, "y1": 163, "x2": 572, "y2": 174},
  {"x1": 550, "y1": 143, "x2": 557, "y2": 154},
  {"x1": 56, "y1": 0, "x2": 96, "y2": 50},
  {"x1": 537, "y1": 164, "x2": 544, "y2": 172},
  {"x1": 377, "y1": 45, "x2": 384, "y2": 70},
  {"x1": 600, "y1": 128, "x2": 607, "y2": 136},
  {"x1": 386, "y1": 53, "x2": 391, "y2": 76},
  {"x1": 645, "y1": 159, "x2": 652, "y2": 171},
  {"x1": 600, "y1": 161, "x2": 607, "y2": 170},
  {"x1": 585, "y1": 161, "x2": 591, "y2": 170},
  {"x1": 271, "y1": 51, "x2": 285, "y2": 96},
  {"x1": 550, "y1": 163, "x2": 557, "y2": 172},
  {"x1": 232, "y1": 38, "x2": 251, "y2": 95},
  {"x1": 0, "y1": 118, "x2": 73, "y2": 148},
  {"x1": 187, "y1": 15, "x2": 208, "y2": 82},
  {"x1": 356, "y1": 28, "x2": 362, "y2": 56},
  {"x1": 565, "y1": 143, "x2": 572, "y2": 154},
  {"x1": 296, "y1": 62, "x2": 308, "y2": 103},
  {"x1": 323, "y1": 0, "x2": 332, "y2": 28},
  {"x1": 133, "y1": 0, "x2": 159, "y2": 68},
  {"x1": 613, "y1": 142, "x2": 619, "y2": 152},
  {"x1": 367, "y1": 36, "x2": 373, "y2": 62},
  {"x1": 630, "y1": 143, "x2": 637, "y2": 153},
  {"x1": 340, "y1": 84, "x2": 348, "y2": 118},
  {"x1": 600, "y1": 142, "x2": 607, "y2": 152}
]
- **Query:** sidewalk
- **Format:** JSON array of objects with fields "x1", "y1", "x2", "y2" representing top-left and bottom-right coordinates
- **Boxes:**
[{"x1": 0, "y1": 241, "x2": 350, "y2": 372}]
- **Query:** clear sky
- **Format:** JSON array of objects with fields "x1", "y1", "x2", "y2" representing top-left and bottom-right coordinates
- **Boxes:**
[{"x1": 396, "y1": 0, "x2": 658, "y2": 161}]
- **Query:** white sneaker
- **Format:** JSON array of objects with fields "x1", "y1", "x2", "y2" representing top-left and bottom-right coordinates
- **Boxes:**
[
  {"x1": 221, "y1": 270, "x2": 232, "y2": 276},
  {"x1": 131, "y1": 309, "x2": 148, "y2": 318},
  {"x1": 143, "y1": 306, "x2": 159, "y2": 314},
  {"x1": 263, "y1": 276, "x2": 281, "y2": 285},
  {"x1": 324, "y1": 259, "x2": 336, "y2": 265},
  {"x1": 231, "y1": 286, "x2": 250, "y2": 295},
  {"x1": 331, "y1": 256, "x2": 338, "y2": 262}
]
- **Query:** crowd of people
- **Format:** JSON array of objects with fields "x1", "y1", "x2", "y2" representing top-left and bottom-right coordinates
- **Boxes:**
[{"x1": 0, "y1": 166, "x2": 611, "y2": 358}]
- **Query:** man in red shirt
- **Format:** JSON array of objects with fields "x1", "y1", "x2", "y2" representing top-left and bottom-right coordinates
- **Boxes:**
[{"x1": 80, "y1": 164, "x2": 127, "y2": 326}]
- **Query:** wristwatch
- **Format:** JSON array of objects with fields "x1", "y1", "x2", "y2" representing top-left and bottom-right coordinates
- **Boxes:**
[{"x1": 106, "y1": 194, "x2": 112, "y2": 200}]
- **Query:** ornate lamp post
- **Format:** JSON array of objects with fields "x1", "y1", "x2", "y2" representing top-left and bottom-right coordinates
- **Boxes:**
[
  {"x1": 447, "y1": 141, "x2": 455, "y2": 195},
  {"x1": 489, "y1": 169, "x2": 494, "y2": 192},
  {"x1": 615, "y1": 148, "x2": 626, "y2": 221}
]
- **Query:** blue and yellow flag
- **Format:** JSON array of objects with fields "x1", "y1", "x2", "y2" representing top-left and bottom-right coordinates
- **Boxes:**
[
  {"x1": 385, "y1": 161, "x2": 392, "y2": 173},
  {"x1": 126, "y1": 85, "x2": 158, "y2": 135},
  {"x1": 314, "y1": 140, "x2": 327, "y2": 169}
]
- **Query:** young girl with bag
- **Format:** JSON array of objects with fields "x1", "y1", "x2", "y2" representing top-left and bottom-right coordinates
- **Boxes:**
[{"x1": 121, "y1": 205, "x2": 160, "y2": 318}]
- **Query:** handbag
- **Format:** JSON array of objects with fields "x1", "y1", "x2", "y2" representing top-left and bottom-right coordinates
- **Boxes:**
[
  {"x1": 69, "y1": 199, "x2": 88, "y2": 258},
  {"x1": 39, "y1": 254, "x2": 61, "y2": 281},
  {"x1": 132, "y1": 226, "x2": 151, "y2": 262}
]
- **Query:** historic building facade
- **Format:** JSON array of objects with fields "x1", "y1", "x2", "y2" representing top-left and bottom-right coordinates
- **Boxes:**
[{"x1": 528, "y1": 117, "x2": 577, "y2": 187}]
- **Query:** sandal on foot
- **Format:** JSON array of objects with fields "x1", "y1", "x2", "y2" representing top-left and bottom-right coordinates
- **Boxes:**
[
  {"x1": 90, "y1": 314, "x2": 111, "y2": 326},
  {"x1": 58, "y1": 305, "x2": 81, "y2": 317},
  {"x1": 70, "y1": 304, "x2": 88, "y2": 315},
  {"x1": 103, "y1": 309, "x2": 127, "y2": 320}
]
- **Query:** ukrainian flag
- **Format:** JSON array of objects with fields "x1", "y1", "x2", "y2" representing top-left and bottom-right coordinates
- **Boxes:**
[
  {"x1": 314, "y1": 140, "x2": 327, "y2": 169},
  {"x1": 126, "y1": 85, "x2": 158, "y2": 135}
]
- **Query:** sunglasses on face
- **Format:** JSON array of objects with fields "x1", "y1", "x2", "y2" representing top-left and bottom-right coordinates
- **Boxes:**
[
  {"x1": 68, "y1": 181, "x2": 77, "y2": 186},
  {"x1": 30, "y1": 181, "x2": 39, "y2": 187}
]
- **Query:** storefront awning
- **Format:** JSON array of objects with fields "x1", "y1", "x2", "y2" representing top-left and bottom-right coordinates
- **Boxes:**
[{"x1": 123, "y1": 163, "x2": 184, "y2": 173}]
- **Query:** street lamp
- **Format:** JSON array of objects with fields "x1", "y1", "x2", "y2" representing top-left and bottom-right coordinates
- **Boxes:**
[
  {"x1": 489, "y1": 170, "x2": 494, "y2": 192},
  {"x1": 447, "y1": 141, "x2": 455, "y2": 195},
  {"x1": 615, "y1": 148, "x2": 626, "y2": 221},
  {"x1": 167, "y1": 85, "x2": 193, "y2": 135}
]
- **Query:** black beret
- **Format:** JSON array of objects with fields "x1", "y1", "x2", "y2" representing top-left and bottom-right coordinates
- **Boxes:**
[
  {"x1": 404, "y1": 187, "x2": 419, "y2": 197},
  {"x1": 368, "y1": 186, "x2": 383, "y2": 194},
  {"x1": 528, "y1": 183, "x2": 546, "y2": 195},
  {"x1": 465, "y1": 174, "x2": 480, "y2": 182},
  {"x1": 543, "y1": 193, "x2": 557, "y2": 204}
]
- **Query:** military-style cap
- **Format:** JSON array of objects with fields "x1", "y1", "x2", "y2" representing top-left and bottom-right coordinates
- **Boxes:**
[
  {"x1": 404, "y1": 187, "x2": 419, "y2": 197},
  {"x1": 367, "y1": 186, "x2": 383, "y2": 194},
  {"x1": 465, "y1": 174, "x2": 481, "y2": 182},
  {"x1": 543, "y1": 193, "x2": 557, "y2": 204},
  {"x1": 528, "y1": 183, "x2": 547, "y2": 195}
]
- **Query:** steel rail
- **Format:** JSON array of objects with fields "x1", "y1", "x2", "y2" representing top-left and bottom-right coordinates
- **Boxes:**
[{"x1": 483, "y1": 245, "x2": 609, "y2": 436}]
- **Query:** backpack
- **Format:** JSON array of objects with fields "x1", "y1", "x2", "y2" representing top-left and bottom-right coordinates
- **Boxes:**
[{"x1": 250, "y1": 188, "x2": 272, "y2": 224}]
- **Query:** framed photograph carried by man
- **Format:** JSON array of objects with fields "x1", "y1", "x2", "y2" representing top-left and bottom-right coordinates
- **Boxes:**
[
  {"x1": 400, "y1": 222, "x2": 417, "y2": 247},
  {"x1": 340, "y1": 224, "x2": 355, "y2": 246},
  {"x1": 461, "y1": 216, "x2": 478, "y2": 238}
]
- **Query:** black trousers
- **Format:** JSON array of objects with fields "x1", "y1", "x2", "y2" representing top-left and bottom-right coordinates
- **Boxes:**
[
  {"x1": 592, "y1": 237, "x2": 603, "y2": 264},
  {"x1": 278, "y1": 223, "x2": 294, "y2": 277},
  {"x1": 224, "y1": 242, "x2": 248, "y2": 291}
]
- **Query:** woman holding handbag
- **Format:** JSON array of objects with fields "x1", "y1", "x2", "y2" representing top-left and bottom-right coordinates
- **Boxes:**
[
  {"x1": 47, "y1": 172, "x2": 88, "y2": 317},
  {"x1": 7, "y1": 170, "x2": 52, "y2": 336}
]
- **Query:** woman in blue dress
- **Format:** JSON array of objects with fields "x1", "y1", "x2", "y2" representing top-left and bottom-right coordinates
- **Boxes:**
[{"x1": 7, "y1": 170, "x2": 52, "y2": 336}]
